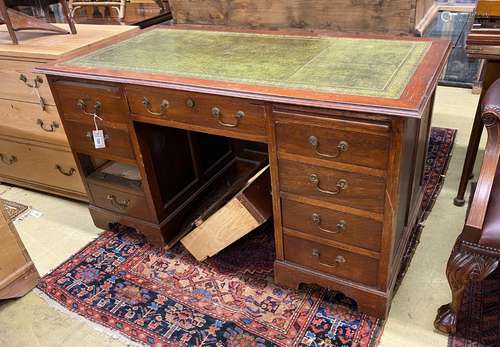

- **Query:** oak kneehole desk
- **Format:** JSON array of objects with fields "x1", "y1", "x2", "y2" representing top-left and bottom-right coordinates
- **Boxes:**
[{"x1": 38, "y1": 26, "x2": 450, "y2": 318}]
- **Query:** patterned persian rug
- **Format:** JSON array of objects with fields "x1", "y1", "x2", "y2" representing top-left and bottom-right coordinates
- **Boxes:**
[
  {"x1": 1, "y1": 198, "x2": 30, "y2": 222},
  {"x1": 37, "y1": 127, "x2": 456, "y2": 347},
  {"x1": 449, "y1": 270, "x2": 500, "y2": 347}
]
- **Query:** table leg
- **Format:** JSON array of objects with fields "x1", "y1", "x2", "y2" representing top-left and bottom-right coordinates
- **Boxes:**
[
  {"x1": 454, "y1": 104, "x2": 483, "y2": 206},
  {"x1": 454, "y1": 60, "x2": 500, "y2": 206},
  {"x1": 60, "y1": 0, "x2": 77, "y2": 34},
  {"x1": 0, "y1": 0, "x2": 18, "y2": 44}
]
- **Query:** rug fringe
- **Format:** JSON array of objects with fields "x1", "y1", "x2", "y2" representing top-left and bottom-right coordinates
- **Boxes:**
[{"x1": 33, "y1": 288, "x2": 147, "y2": 347}]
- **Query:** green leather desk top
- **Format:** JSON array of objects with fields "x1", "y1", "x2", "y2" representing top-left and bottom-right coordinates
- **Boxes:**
[{"x1": 64, "y1": 28, "x2": 431, "y2": 99}]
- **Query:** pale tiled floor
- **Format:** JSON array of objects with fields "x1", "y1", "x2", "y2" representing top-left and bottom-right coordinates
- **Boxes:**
[{"x1": 0, "y1": 86, "x2": 484, "y2": 346}]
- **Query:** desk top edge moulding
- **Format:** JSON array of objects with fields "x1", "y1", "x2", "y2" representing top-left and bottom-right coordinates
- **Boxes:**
[
  {"x1": 38, "y1": 26, "x2": 451, "y2": 117},
  {"x1": 38, "y1": 25, "x2": 451, "y2": 319}
]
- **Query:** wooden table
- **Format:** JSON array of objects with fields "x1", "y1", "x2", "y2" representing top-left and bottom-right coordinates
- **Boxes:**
[
  {"x1": 37, "y1": 26, "x2": 450, "y2": 318},
  {"x1": 454, "y1": 17, "x2": 500, "y2": 206}
]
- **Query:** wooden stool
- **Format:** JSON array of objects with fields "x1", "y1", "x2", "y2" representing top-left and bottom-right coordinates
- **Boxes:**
[
  {"x1": 0, "y1": 0, "x2": 76, "y2": 45},
  {"x1": 68, "y1": 0, "x2": 126, "y2": 21}
]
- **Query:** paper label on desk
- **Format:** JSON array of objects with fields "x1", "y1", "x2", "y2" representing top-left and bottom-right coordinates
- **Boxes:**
[{"x1": 93, "y1": 130, "x2": 106, "y2": 149}]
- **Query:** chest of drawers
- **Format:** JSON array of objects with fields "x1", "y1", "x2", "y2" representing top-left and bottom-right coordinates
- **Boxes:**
[
  {"x1": 0, "y1": 24, "x2": 137, "y2": 200},
  {"x1": 38, "y1": 26, "x2": 450, "y2": 319}
]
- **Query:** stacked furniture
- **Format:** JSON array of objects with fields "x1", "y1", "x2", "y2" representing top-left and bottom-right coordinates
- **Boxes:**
[
  {"x1": 38, "y1": 26, "x2": 450, "y2": 318},
  {"x1": 435, "y1": 78, "x2": 500, "y2": 334},
  {"x1": 0, "y1": 0, "x2": 76, "y2": 44},
  {"x1": 0, "y1": 24, "x2": 137, "y2": 201}
]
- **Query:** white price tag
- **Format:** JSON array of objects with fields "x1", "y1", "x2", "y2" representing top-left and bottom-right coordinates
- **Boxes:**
[
  {"x1": 29, "y1": 209, "x2": 43, "y2": 218},
  {"x1": 93, "y1": 129, "x2": 106, "y2": 149}
]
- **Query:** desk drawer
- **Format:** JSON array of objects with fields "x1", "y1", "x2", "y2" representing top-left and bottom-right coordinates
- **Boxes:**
[
  {"x1": 64, "y1": 120, "x2": 135, "y2": 160},
  {"x1": 0, "y1": 59, "x2": 55, "y2": 105},
  {"x1": 283, "y1": 235, "x2": 378, "y2": 286},
  {"x1": 126, "y1": 85, "x2": 267, "y2": 139},
  {"x1": 281, "y1": 199, "x2": 382, "y2": 252},
  {"x1": 0, "y1": 99, "x2": 66, "y2": 146},
  {"x1": 87, "y1": 180, "x2": 151, "y2": 221},
  {"x1": 275, "y1": 120, "x2": 389, "y2": 170},
  {"x1": 0, "y1": 138, "x2": 85, "y2": 194},
  {"x1": 52, "y1": 80, "x2": 128, "y2": 124},
  {"x1": 279, "y1": 160, "x2": 385, "y2": 213}
]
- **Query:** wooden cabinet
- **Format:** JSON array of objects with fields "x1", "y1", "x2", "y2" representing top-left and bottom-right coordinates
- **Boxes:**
[
  {"x1": 0, "y1": 24, "x2": 137, "y2": 201},
  {"x1": 39, "y1": 26, "x2": 450, "y2": 319},
  {"x1": 168, "y1": 0, "x2": 437, "y2": 35},
  {"x1": 0, "y1": 200, "x2": 39, "y2": 300}
]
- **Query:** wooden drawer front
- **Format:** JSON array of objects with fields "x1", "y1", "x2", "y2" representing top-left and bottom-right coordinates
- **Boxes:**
[
  {"x1": 64, "y1": 120, "x2": 135, "y2": 160},
  {"x1": 87, "y1": 181, "x2": 150, "y2": 221},
  {"x1": 279, "y1": 160, "x2": 385, "y2": 213},
  {"x1": 275, "y1": 121, "x2": 389, "y2": 169},
  {"x1": 283, "y1": 235, "x2": 378, "y2": 286},
  {"x1": 0, "y1": 60, "x2": 54, "y2": 105},
  {"x1": 126, "y1": 85, "x2": 267, "y2": 139},
  {"x1": 0, "y1": 99, "x2": 67, "y2": 146},
  {"x1": 281, "y1": 199, "x2": 382, "y2": 252},
  {"x1": 52, "y1": 80, "x2": 128, "y2": 124},
  {"x1": 0, "y1": 138, "x2": 85, "y2": 194}
]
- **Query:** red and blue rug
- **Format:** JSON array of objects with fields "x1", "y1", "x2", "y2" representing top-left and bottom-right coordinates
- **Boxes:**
[
  {"x1": 37, "y1": 127, "x2": 456, "y2": 347},
  {"x1": 449, "y1": 270, "x2": 500, "y2": 347}
]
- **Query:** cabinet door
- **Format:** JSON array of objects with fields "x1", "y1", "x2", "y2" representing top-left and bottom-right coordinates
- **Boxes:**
[{"x1": 0, "y1": 200, "x2": 40, "y2": 300}]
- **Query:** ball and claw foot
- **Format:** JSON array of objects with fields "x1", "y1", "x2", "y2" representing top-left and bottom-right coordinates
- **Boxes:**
[
  {"x1": 453, "y1": 197, "x2": 465, "y2": 207},
  {"x1": 434, "y1": 304, "x2": 457, "y2": 335}
]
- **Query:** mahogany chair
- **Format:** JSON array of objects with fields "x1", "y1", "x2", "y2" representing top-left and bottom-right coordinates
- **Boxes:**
[
  {"x1": 435, "y1": 78, "x2": 500, "y2": 334},
  {"x1": 0, "y1": 0, "x2": 76, "y2": 44}
]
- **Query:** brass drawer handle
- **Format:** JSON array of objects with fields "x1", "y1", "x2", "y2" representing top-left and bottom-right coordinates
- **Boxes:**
[
  {"x1": 37, "y1": 119, "x2": 59, "y2": 132},
  {"x1": 312, "y1": 249, "x2": 346, "y2": 268},
  {"x1": 212, "y1": 107, "x2": 244, "y2": 128},
  {"x1": 308, "y1": 136, "x2": 349, "y2": 159},
  {"x1": 186, "y1": 98, "x2": 196, "y2": 109},
  {"x1": 55, "y1": 165, "x2": 76, "y2": 177},
  {"x1": 77, "y1": 99, "x2": 102, "y2": 116},
  {"x1": 311, "y1": 213, "x2": 347, "y2": 234},
  {"x1": 0, "y1": 154, "x2": 17, "y2": 165},
  {"x1": 107, "y1": 194, "x2": 130, "y2": 210},
  {"x1": 20, "y1": 74, "x2": 46, "y2": 111},
  {"x1": 309, "y1": 174, "x2": 348, "y2": 195},
  {"x1": 142, "y1": 97, "x2": 169, "y2": 116},
  {"x1": 19, "y1": 74, "x2": 43, "y2": 88}
]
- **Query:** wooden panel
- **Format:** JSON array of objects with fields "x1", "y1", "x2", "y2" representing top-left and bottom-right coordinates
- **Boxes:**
[
  {"x1": 0, "y1": 137, "x2": 85, "y2": 197},
  {"x1": 275, "y1": 119, "x2": 390, "y2": 170},
  {"x1": 63, "y1": 119, "x2": 135, "y2": 160},
  {"x1": 126, "y1": 85, "x2": 267, "y2": 140},
  {"x1": 53, "y1": 79, "x2": 128, "y2": 125},
  {"x1": 281, "y1": 198, "x2": 383, "y2": 252},
  {"x1": 0, "y1": 59, "x2": 54, "y2": 105},
  {"x1": 476, "y1": 0, "x2": 500, "y2": 16},
  {"x1": 0, "y1": 24, "x2": 138, "y2": 60},
  {"x1": 0, "y1": 200, "x2": 39, "y2": 299},
  {"x1": 283, "y1": 234, "x2": 379, "y2": 286},
  {"x1": 0, "y1": 99, "x2": 66, "y2": 146},
  {"x1": 169, "y1": 0, "x2": 416, "y2": 34},
  {"x1": 87, "y1": 179, "x2": 151, "y2": 221},
  {"x1": 181, "y1": 166, "x2": 272, "y2": 261},
  {"x1": 279, "y1": 159, "x2": 386, "y2": 213}
]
